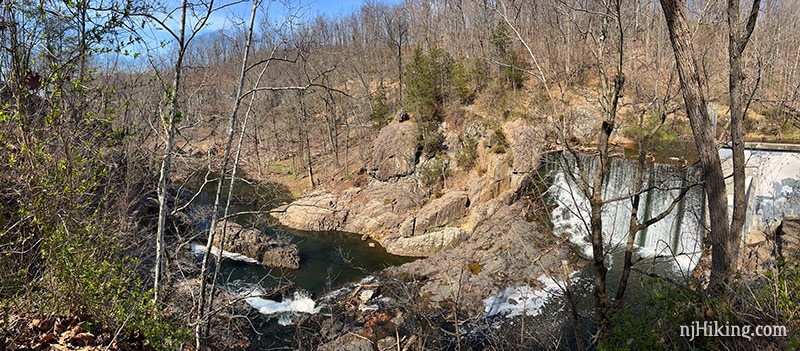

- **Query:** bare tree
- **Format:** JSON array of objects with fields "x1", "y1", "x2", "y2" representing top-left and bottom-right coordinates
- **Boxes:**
[
  {"x1": 132, "y1": 0, "x2": 222, "y2": 304},
  {"x1": 659, "y1": 0, "x2": 760, "y2": 293},
  {"x1": 726, "y1": 0, "x2": 761, "y2": 282},
  {"x1": 492, "y1": 0, "x2": 701, "y2": 345},
  {"x1": 194, "y1": 0, "x2": 260, "y2": 346}
]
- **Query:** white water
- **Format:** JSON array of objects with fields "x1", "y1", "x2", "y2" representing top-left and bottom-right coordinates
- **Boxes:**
[
  {"x1": 190, "y1": 244, "x2": 321, "y2": 325},
  {"x1": 190, "y1": 242, "x2": 259, "y2": 264},
  {"x1": 484, "y1": 273, "x2": 579, "y2": 318},
  {"x1": 228, "y1": 281, "x2": 321, "y2": 326},
  {"x1": 548, "y1": 155, "x2": 705, "y2": 274}
]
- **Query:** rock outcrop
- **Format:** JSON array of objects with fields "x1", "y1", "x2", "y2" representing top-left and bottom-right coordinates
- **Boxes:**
[
  {"x1": 399, "y1": 191, "x2": 470, "y2": 237},
  {"x1": 504, "y1": 118, "x2": 544, "y2": 174},
  {"x1": 777, "y1": 216, "x2": 800, "y2": 258},
  {"x1": 385, "y1": 201, "x2": 573, "y2": 314},
  {"x1": 211, "y1": 222, "x2": 300, "y2": 269},
  {"x1": 273, "y1": 192, "x2": 348, "y2": 232},
  {"x1": 370, "y1": 121, "x2": 421, "y2": 181},
  {"x1": 382, "y1": 227, "x2": 467, "y2": 257},
  {"x1": 272, "y1": 119, "x2": 546, "y2": 260}
]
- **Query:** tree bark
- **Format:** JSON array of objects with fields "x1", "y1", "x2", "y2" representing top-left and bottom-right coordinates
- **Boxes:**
[
  {"x1": 195, "y1": 1, "x2": 259, "y2": 347},
  {"x1": 727, "y1": 0, "x2": 760, "y2": 279},
  {"x1": 659, "y1": 0, "x2": 733, "y2": 292},
  {"x1": 153, "y1": 0, "x2": 188, "y2": 305}
]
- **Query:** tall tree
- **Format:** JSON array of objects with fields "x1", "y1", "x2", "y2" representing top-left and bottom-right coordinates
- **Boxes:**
[
  {"x1": 494, "y1": 1, "x2": 696, "y2": 345},
  {"x1": 726, "y1": 0, "x2": 761, "y2": 285},
  {"x1": 134, "y1": 0, "x2": 219, "y2": 305},
  {"x1": 659, "y1": 0, "x2": 759, "y2": 292},
  {"x1": 195, "y1": 0, "x2": 261, "y2": 346}
]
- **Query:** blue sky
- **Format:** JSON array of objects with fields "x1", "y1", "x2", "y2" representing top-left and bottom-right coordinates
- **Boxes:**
[
  {"x1": 145, "y1": 0, "x2": 399, "y2": 40},
  {"x1": 112, "y1": 0, "x2": 400, "y2": 66},
  {"x1": 309, "y1": 0, "x2": 371, "y2": 17}
]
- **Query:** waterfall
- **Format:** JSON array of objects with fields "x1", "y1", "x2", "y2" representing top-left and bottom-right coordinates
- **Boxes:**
[{"x1": 548, "y1": 153, "x2": 704, "y2": 273}]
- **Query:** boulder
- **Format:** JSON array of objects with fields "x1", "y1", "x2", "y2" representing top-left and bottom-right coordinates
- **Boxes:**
[
  {"x1": 381, "y1": 227, "x2": 468, "y2": 257},
  {"x1": 465, "y1": 174, "x2": 530, "y2": 232},
  {"x1": 399, "y1": 191, "x2": 470, "y2": 237},
  {"x1": 363, "y1": 177, "x2": 420, "y2": 213},
  {"x1": 503, "y1": 119, "x2": 543, "y2": 174},
  {"x1": 777, "y1": 216, "x2": 800, "y2": 258},
  {"x1": 273, "y1": 192, "x2": 348, "y2": 232},
  {"x1": 212, "y1": 222, "x2": 300, "y2": 269},
  {"x1": 370, "y1": 122, "x2": 421, "y2": 181},
  {"x1": 386, "y1": 202, "x2": 574, "y2": 315},
  {"x1": 318, "y1": 333, "x2": 373, "y2": 351}
]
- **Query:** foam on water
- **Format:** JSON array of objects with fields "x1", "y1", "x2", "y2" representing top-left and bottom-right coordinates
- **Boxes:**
[{"x1": 225, "y1": 280, "x2": 321, "y2": 325}]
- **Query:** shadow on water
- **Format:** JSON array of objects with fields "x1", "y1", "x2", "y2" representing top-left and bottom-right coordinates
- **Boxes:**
[
  {"x1": 620, "y1": 139, "x2": 700, "y2": 165},
  {"x1": 216, "y1": 226, "x2": 414, "y2": 297},
  {"x1": 182, "y1": 171, "x2": 293, "y2": 211},
  {"x1": 183, "y1": 173, "x2": 415, "y2": 293}
]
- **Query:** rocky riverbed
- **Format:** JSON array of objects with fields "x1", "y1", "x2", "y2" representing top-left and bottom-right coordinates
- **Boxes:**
[{"x1": 266, "y1": 117, "x2": 581, "y2": 348}]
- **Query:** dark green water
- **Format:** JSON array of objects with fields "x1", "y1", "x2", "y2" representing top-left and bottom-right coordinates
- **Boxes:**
[
  {"x1": 215, "y1": 226, "x2": 414, "y2": 297},
  {"x1": 185, "y1": 174, "x2": 414, "y2": 298}
]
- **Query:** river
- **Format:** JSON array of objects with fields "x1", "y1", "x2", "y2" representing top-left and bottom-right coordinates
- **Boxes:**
[{"x1": 185, "y1": 175, "x2": 414, "y2": 322}]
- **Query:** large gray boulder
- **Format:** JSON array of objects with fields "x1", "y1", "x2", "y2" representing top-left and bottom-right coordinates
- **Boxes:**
[
  {"x1": 503, "y1": 119, "x2": 543, "y2": 174},
  {"x1": 273, "y1": 192, "x2": 348, "y2": 232},
  {"x1": 370, "y1": 122, "x2": 421, "y2": 181},
  {"x1": 381, "y1": 227, "x2": 468, "y2": 257},
  {"x1": 211, "y1": 222, "x2": 300, "y2": 269},
  {"x1": 400, "y1": 191, "x2": 470, "y2": 237}
]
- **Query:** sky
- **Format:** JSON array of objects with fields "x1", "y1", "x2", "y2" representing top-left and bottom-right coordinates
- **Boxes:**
[
  {"x1": 106, "y1": 0, "x2": 401, "y2": 68},
  {"x1": 308, "y1": 0, "x2": 371, "y2": 17},
  {"x1": 200, "y1": 0, "x2": 398, "y2": 32},
  {"x1": 143, "y1": 0, "x2": 398, "y2": 45}
]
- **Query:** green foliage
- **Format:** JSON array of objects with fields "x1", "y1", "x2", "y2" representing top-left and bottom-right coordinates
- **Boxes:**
[
  {"x1": 127, "y1": 294, "x2": 193, "y2": 351},
  {"x1": 489, "y1": 127, "x2": 508, "y2": 154},
  {"x1": 406, "y1": 46, "x2": 445, "y2": 122},
  {"x1": 761, "y1": 106, "x2": 784, "y2": 119},
  {"x1": 456, "y1": 133, "x2": 479, "y2": 170},
  {"x1": 419, "y1": 124, "x2": 445, "y2": 158},
  {"x1": 605, "y1": 261, "x2": 800, "y2": 350},
  {"x1": 419, "y1": 152, "x2": 450, "y2": 188},
  {"x1": 491, "y1": 22, "x2": 527, "y2": 89},
  {"x1": 406, "y1": 45, "x2": 472, "y2": 156},
  {"x1": 0, "y1": 1, "x2": 187, "y2": 345},
  {"x1": 450, "y1": 61, "x2": 477, "y2": 104},
  {"x1": 369, "y1": 83, "x2": 393, "y2": 129}
]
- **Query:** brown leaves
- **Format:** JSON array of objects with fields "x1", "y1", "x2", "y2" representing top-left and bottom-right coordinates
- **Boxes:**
[{"x1": 2, "y1": 314, "x2": 151, "y2": 351}]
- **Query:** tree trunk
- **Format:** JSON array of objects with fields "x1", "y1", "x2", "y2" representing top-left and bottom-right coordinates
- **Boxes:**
[
  {"x1": 195, "y1": 1, "x2": 259, "y2": 348},
  {"x1": 727, "y1": 0, "x2": 760, "y2": 276},
  {"x1": 659, "y1": 0, "x2": 733, "y2": 292},
  {"x1": 154, "y1": 0, "x2": 188, "y2": 305}
]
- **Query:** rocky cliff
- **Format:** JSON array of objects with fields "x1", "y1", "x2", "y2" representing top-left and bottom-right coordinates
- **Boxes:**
[{"x1": 273, "y1": 118, "x2": 546, "y2": 258}]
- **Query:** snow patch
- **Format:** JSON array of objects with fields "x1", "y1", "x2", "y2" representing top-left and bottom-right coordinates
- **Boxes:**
[{"x1": 484, "y1": 273, "x2": 577, "y2": 318}]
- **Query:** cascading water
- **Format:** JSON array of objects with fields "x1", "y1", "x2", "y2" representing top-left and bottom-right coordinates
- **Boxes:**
[{"x1": 548, "y1": 153, "x2": 705, "y2": 274}]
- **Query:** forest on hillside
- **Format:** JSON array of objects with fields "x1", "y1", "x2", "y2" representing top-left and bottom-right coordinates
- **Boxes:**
[{"x1": 2, "y1": 0, "x2": 800, "y2": 349}]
